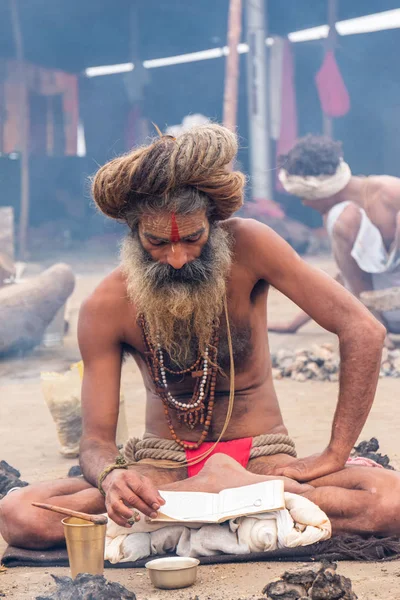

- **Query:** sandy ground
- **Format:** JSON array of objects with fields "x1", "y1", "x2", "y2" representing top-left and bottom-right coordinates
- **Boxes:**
[{"x1": 1, "y1": 250, "x2": 400, "y2": 599}]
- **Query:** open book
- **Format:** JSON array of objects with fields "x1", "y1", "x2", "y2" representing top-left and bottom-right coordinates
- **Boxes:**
[{"x1": 151, "y1": 480, "x2": 285, "y2": 524}]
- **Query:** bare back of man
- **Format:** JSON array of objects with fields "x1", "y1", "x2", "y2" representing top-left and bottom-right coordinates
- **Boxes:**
[
  {"x1": 272, "y1": 137, "x2": 400, "y2": 338},
  {"x1": 2, "y1": 217, "x2": 400, "y2": 550}
]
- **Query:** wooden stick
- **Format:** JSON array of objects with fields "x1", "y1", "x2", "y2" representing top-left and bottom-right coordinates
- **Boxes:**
[
  {"x1": 32, "y1": 502, "x2": 108, "y2": 525},
  {"x1": 10, "y1": 0, "x2": 30, "y2": 259},
  {"x1": 223, "y1": 0, "x2": 242, "y2": 132}
]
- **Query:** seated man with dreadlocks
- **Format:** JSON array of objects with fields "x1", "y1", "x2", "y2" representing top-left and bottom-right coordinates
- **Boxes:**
[
  {"x1": 270, "y1": 135, "x2": 400, "y2": 344},
  {"x1": 2, "y1": 125, "x2": 400, "y2": 550}
]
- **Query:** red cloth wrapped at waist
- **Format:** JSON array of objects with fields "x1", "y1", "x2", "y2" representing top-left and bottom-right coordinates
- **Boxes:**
[{"x1": 184, "y1": 437, "x2": 253, "y2": 477}]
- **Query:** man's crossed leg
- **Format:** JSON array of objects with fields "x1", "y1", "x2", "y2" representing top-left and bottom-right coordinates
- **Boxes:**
[{"x1": 1, "y1": 454, "x2": 400, "y2": 550}]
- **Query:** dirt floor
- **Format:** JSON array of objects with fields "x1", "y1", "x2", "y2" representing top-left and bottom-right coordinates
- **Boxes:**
[{"x1": 1, "y1": 249, "x2": 400, "y2": 599}]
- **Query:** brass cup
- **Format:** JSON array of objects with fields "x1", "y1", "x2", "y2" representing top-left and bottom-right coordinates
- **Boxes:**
[{"x1": 62, "y1": 516, "x2": 106, "y2": 579}]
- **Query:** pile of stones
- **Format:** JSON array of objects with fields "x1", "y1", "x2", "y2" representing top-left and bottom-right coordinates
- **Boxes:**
[{"x1": 271, "y1": 344, "x2": 400, "y2": 382}]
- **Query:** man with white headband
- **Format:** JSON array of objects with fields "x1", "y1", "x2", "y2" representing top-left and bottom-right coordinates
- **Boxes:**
[{"x1": 271, "y1": 135, "x2": 400, "y2": 344}]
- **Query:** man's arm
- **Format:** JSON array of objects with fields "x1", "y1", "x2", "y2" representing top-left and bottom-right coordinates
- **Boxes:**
[
  {"x1": 245, "y1": 220, "x2": 386, "y2": 480},
  {"x1": 78, "y1": 283, "x2": 164, "y2": 525},
  {"x1": 78, "y1": 294, "x2": 123, "y2": 487}
]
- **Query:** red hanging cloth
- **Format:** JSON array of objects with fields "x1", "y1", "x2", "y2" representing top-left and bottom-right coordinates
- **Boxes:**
[{"x1": 315, "y1": 50, "x2": 350, "y2": 118}]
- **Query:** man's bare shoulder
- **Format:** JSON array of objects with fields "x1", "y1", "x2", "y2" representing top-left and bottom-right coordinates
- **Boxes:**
[
  {"x1": 368, "y1": 176, "x2": 400, "y2": 198},
  {"x1": 223, "y1": 217, "x2": 290, "y2": 278},
  {"x1": 80, "y1": 267, "x2": 131, "y2": 321},
  {"x1": 224, "y1": 217, "x2": 277, "y2": 254}
]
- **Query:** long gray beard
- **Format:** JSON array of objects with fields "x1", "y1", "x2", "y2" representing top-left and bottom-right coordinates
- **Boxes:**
[{"x1": 120, "y1": 225, "x2": 232, "y2": 366}]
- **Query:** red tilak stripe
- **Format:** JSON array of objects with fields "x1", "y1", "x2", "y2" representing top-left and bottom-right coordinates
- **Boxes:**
[{"x1": 170, "y1": 212, "x2": 181, "y2": 243}]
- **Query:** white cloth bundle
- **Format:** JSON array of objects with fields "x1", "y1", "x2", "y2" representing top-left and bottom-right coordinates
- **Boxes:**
[
  {"x1": 278, "y1": 160, "x2": 352, "y2": 201},
  {"x1": 104, "y1": 492, "x2": 331, "y2": 564}
]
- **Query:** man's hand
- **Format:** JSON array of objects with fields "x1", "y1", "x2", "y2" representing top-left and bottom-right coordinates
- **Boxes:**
[
  {"x1": 272, "y1": 448, "x2": 347, "y2": 482},
  {"x1": 102, "y1": 468, "x2": 166, "y2": 527}
]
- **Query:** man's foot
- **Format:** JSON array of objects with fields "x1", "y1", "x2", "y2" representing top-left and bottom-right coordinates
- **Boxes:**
[{"x1": 163, "y1": 454, "x2": 310, "y2": 495}]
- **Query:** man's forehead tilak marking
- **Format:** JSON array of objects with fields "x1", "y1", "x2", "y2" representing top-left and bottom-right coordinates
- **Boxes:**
[
  {"x1": 170, "y1": 212, "x2": 181, "y2": 243},
  {"x1": 141, "y1": 213, "x2": 207, "y2": 241}
]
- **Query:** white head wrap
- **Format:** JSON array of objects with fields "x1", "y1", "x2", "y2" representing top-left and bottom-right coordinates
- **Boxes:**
[{"x1": 278, "y1": 159, "x2": 352, "y2": 201}]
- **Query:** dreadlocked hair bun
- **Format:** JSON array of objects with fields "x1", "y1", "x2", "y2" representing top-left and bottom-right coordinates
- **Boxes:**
[{"x1": 92, "y1": 124, "x2": 245, "y2": 221}]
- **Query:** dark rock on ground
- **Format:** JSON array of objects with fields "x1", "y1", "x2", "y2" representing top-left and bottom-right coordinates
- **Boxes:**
[
  {"x1": 36, "y1": 573, "x2": 136, "y2": 600},
  {"x1": 0, "y1": 461, "x2": 28, "y2": 499},
  {"x1": 310, "y1": 566, "x2": 357, "y2": 599},
  {"x1": 67, "y1": 465, "x2": 82, "y2": 478},
  {"x1": 352, "y1": 437, "x2": 394, "y2": 470},
  {"x1": 263, "y1": 562, "x2": 357, "y2": 600}
]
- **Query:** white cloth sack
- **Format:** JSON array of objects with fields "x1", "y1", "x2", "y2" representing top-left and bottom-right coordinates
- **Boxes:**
[
  {"x1": 104, "y1": 492, "x2": 331, "y2": 564},
  {"x1": 326, "y1": 200, "x2": 400, "y2": 332}
]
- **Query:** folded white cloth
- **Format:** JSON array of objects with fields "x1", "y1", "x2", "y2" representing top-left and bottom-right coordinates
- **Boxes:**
[
  {"x1": 104, "y1": 492, "x2": 331, "y2": 564},
  {"x1": 279, "y1": 160, "x2": 351, "y2": 201}
]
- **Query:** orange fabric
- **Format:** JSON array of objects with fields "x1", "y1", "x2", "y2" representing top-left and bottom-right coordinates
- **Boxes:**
[
  {"x1": 315, "y1": 50, "x2": 350, "y2": 118},
  {"x1": 185, "y1": 437, "x2": 253, "y2": 478}
]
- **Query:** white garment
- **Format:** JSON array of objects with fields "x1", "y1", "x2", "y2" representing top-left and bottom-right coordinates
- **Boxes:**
[
  {"x1": 104, "y1": 492, "x2": 331, "y2": 564},
  {"x1": 326, "y1": 201, "x2": 400, "y2": 332},
  {"x1": 279, "y1": 160, "x2": 352, "y2": 201}
]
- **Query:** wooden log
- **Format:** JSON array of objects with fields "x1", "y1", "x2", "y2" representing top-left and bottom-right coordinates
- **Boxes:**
[{"x1": 0, "y1": 263, "x2": 75, "y2": 356}]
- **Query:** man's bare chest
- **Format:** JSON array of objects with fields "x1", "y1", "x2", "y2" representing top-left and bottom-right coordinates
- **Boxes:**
[{"x1": 121, "y1": 271, "x2": 268, "y2": 371}]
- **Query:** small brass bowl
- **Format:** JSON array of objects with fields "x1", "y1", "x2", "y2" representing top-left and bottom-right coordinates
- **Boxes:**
[{"x1": 145, "y1": 556, "x2": 200, "y2": 589}]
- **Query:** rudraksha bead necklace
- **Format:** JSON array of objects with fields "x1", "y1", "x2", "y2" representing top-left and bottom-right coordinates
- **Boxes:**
[{"x1": 139, "y1": 314, "x2": 220, "y2": 450}]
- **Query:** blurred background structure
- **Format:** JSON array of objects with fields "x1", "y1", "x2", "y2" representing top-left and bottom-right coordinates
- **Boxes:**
[{"x1": 0, "y1": 0, "x2": 400, "y2": 257}]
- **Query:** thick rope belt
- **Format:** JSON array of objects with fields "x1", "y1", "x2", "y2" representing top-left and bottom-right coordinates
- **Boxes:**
[{"x1": 123, "y1": 433, "x2": 297, "y2": 465}]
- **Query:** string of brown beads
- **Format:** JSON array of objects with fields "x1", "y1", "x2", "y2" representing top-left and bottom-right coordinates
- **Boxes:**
[{"x1": 139, "y1": 314, "x2": 219, "y2": 450}]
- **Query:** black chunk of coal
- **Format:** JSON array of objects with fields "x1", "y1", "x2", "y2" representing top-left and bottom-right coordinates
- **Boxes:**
[
  {"x1": 263, "y1": 562, "x2": 357, "y2": 600},
  {"x1": 68, "y1": 465, "x2": 83, "y2": 478},
  {"x1": 354, "y1": 438, "x2": 379, "y2": 454},
  {"x1": 0, "y1": 460, "x2": 29, "y2": 499},
  {"x1": 310, "y1": 568, "x2": 357, "y2": 599},
  {"x1": 36, "y1": 573, "x2": 136, "y2": 600},
  {"x1": 352, "y1": 438, "x2": 394, "y2": 470},
  {"x1": 263, "y1": 580, "x2": 308, "y2": 599},
  {"x1": 280, "y1": 564, "x2": 323, "y2": 588}
]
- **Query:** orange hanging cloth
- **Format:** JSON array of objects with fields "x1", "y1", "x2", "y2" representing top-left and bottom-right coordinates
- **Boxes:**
[{"x1": 315, "y1": 50, "x2": 350, "y2": 118}]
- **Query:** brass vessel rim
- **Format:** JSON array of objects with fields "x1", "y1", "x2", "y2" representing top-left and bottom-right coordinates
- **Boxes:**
[{"x1": 62, "y1": 517, "x2": 102, "y2": 528}]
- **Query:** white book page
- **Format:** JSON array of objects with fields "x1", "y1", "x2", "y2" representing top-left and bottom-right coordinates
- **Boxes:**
[
  {"x1": 218, "y1": 480, "x2": 284, "y2": 519},
  {"x1": 158, "y1": 490, "x2": 219, "y2": 521}
]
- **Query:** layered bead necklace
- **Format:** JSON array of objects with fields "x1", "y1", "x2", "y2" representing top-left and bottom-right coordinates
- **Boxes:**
[{"x1": 139, "y1": 314, "x2": 220, "y2": 450}]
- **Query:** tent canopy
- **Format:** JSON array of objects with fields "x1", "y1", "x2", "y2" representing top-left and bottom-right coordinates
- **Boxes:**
[{"x1": 0, "y1": 0, "x2": 399, "y2": 72}]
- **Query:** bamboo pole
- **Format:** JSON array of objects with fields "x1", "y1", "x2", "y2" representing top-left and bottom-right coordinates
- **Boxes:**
[
  {"x1": 10, "y1": 0, "x2": 30, "y2": 259},
  {"x1": 223, "y1": 0, "x2": 242, "y2": 132},
  {"x1": 246, "y1": 0, "x2": 272, "y2": 200},
  {"x1": 323, "y1": 0, "x2": 337, "y2": 138}
]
